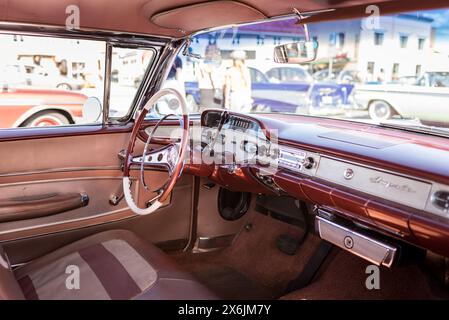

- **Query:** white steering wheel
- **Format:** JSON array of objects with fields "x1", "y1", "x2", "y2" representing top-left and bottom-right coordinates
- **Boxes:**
[{"x1": 122, "y1": 88, "x2": 189, "y2": 215}]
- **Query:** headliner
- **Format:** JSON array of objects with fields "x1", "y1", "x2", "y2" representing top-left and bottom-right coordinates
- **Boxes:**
[{"x1": 0, "y1": 0, "x2": 445, "y2": 38}]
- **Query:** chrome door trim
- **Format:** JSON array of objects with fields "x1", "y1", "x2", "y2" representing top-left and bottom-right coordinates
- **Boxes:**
[
  {"x1": 0, "y1": 166, "x2": 121, "y2": 178},
  {"x1": 103, "y1": 43, "x2": 113, "y2": 123}
]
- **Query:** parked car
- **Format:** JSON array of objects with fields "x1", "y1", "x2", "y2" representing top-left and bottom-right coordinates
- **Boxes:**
[
  {"x1": 312, "y1": 68, "x2": 356, "y2": 102},
  {"x1": 262, "y1": 65, "x2": 313, "y2": 83},
  {"x1": 2, "y1": 63, "x2": 85, "y2": 90},
  {"x1": 249, "y1": 64, "x2": 354, "y2": 114},
  {"x1": 304, "y1": 82, "x2": 346, "y2": 116},
  {"x1": 353, "y1": 71, "x2": 449, "y2": 122},
  {"x1": 0, "y1": 64, "x2": 31, "y2": 87},
  {"x1": 185, "y1": 65, "x2": 352, "y2": 115},
  {"x1": 0, "y1": 87, "x2": 87, "y2": 127},
  {"x1": 248, "y1": 65, "x2": 310, "y2": 112},
  {"x1": 312, "y1": 68, "x2": 360, "y2": 84}
]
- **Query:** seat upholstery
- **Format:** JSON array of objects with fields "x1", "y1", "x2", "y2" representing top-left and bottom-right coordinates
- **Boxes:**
[
  {"x1": 0, "y1": 246, "x2": 25, "y2": 299},
  {"x1": 5, "y1": 230, "x2": 215, "y2": 300}
]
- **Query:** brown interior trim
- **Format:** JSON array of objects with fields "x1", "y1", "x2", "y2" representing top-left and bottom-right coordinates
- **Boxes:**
[
  {"x1": 0, "y1": 166, "x2": 121, "y2": 179},
  {"x1": 0, "y1": 169, "x2": 123, "y2": 185},
  {"x1": 0, "y1": 207, "x2": 134, "y2": 242},
  {"x1": 0, "y1": 171, "x2": 175, "y2": 242},
  {"x1": 0, "y1": 192, "x2": 89, "y2": 223},
  {"x1": 0, "y1": 191, "x2": 177, "y2": 242},
  {"x1": 0, "y1": 123, "x2": 133, "y2": 143}
]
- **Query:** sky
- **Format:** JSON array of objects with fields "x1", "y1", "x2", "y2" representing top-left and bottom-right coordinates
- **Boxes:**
[
  {"x1": 422, "y1": 9, "x2": 449, "y2": 28},
  {"x1": 421, "y1": 9, "x2": 449, "y2": 54}
]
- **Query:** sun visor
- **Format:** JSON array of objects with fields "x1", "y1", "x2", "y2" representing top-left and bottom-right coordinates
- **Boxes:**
[{"x1": 150, "y1": 0, "x2": 267, "y2": 33}]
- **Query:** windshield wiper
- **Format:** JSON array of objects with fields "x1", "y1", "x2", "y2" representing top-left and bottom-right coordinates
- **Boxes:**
[{"x1": 378, "y1": 122, "x2": 449, "y2": 138}]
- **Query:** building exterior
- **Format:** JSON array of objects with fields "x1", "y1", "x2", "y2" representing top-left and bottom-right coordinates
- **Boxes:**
[
  {"x1": 309, "y1": 14, "x2": 435, "y2": 82},
  {"x1": 0, "y1": 34, "x2": 105, "y2": 80}
]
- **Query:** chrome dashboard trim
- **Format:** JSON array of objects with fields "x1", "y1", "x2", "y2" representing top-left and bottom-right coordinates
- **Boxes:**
[
  {"x1": 278, "y1": 145, "x2": 320, "y2": 176},
  {"x1": 316, "y1": 214, "x2": 397, "y2": 267},
  {"x1": 316, "y1": 157, "x2": 432, "y2": 210}
]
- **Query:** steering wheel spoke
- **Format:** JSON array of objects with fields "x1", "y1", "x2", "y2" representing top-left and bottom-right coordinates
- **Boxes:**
[{"x1": 133, "y1": 143, "x2": 179, "y2": 174}]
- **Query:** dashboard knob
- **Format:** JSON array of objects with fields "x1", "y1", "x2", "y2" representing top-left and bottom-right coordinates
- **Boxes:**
[
  {"x1": 243, "y1": 141, "x2": 258, "y2": 155},
  {"x1": 303, "y1": 156, "x2": 315, "y2": 169},
  {"x1": 431, "y1": 191, "x2": 449, "y2": 212},
  {"x1": 343, "y1": 168, "x2": 354, "y2": 180},
  {"x1": 258, "y1": 145, "x2": 267, "y2": 157}
]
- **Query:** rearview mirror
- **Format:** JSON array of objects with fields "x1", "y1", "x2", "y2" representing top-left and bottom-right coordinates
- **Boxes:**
[
  {"x1": 273, "y1": 41, "x2": 318, "y2": 64},
  {"x1": 82, "y1": 97, "x2": 102, "y2": 123}
]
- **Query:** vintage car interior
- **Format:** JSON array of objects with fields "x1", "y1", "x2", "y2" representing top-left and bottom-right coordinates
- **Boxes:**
[{"x1": 1, "y1": 0, "x2": 449, "y2": 300}]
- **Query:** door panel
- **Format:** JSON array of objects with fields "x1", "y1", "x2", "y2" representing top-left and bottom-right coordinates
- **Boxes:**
[
  {"x1": 2, "y1": 173, "x2": 194, "y2": 265},
  {"x1": 0, "y1": 173, "x2": 134, "y2": 239},
  {"x1": 0, "y1": 132, "x2": 129, "y2": 174},
  {"x1": 0, "y1": 128, "x2": 195, "y2": 261}
]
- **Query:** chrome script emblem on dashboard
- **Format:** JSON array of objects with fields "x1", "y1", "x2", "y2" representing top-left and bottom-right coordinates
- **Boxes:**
[{"x1": 369, "y1": 176, "x2": 416, "y2": 193}]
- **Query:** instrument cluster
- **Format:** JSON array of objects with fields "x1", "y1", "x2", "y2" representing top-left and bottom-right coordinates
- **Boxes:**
[{"x1": 201, "y1": 111, "x2": 275, "y2": 167}]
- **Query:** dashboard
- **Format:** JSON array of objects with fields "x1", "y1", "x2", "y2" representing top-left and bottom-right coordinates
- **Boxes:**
[
  {"x1": 195, "y1": 109, "x2": 449, "y2": 258},
  {"x1": 140, "y1": 110, "x2": 449, "y2": 259}
]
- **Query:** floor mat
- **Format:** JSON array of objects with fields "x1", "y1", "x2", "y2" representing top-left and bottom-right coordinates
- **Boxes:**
[
  {"x1": 172, "y1": 212, "x2": 322, "y2": 298},
  {"x1": 219, "y1": 212, "x2": 321, "y2": 294},
  {"x1": 281, "y1": 248, "x2": 449, "y2": 300}
]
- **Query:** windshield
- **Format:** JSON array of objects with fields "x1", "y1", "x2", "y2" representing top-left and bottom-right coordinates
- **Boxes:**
[{"x1": 160, "y1": 7, "x2": 449, "y2": 134}]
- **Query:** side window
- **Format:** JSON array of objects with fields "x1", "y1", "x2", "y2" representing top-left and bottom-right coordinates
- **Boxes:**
[
  {"x1": 266, "y1": 68, "x2": 281, "y2": 82},
  {"x1": 417, "y1": 76, "x2": 427, "y2": 86},
  {"x1": 109, "y1": 48, "x2": 154, "y2": 118},
  {"x1": 0, "y1": 34, "x2": 105, "y2": 129},
  {"x1": 267, "y1": 68, "x2": 309, "y2": 83},
  {"x1": 284, "y1": 68, "x2": 309, "y2": 82},
  {"x1": 249, "y1": 67, "x2": 268, "y2": 83}
]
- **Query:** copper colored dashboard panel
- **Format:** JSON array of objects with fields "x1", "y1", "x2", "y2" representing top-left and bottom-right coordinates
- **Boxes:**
[{"x1": 301, "y1": 179, "x2": 334, "y2": 207}]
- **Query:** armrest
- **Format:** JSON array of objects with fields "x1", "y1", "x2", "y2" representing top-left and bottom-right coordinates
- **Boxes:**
[{"x1": 0, "y1": 192, "x2": 89, "y2": 223}]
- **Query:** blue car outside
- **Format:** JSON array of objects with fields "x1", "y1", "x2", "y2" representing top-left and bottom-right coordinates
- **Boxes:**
[{"x1": 184, "y1": 71, "x2": 354, "y2": 114}]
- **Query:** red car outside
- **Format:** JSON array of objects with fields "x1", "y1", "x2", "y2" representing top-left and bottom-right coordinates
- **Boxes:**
[{"x1": 0, "y1": 87, "x2": 87, "y2": 128}]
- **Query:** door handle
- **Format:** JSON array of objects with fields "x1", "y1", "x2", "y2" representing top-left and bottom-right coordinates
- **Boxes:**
[{"x1": 0, "y1": 192, "x2": 89, "y2": 223}]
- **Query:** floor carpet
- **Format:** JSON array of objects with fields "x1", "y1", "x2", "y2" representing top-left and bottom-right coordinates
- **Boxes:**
[
  {"x1": 172, "y1": 212, "x2": 449, "y2": 300},
  {"x1": 172, "y1": 211, "x2": 320, "y2": 299},
  {"x1": 281, "y1": 248, "x2": 449, "y2": 300}
]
